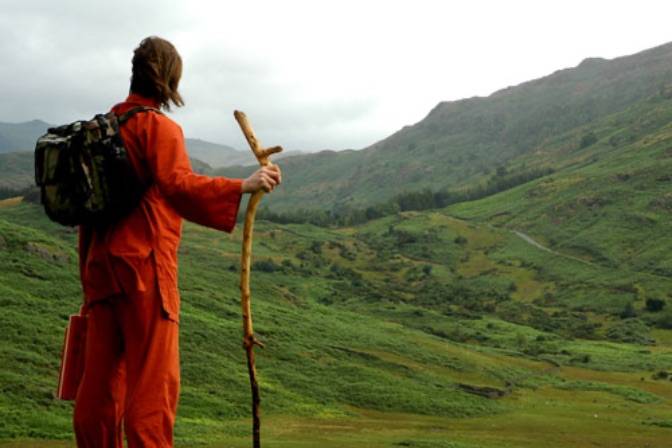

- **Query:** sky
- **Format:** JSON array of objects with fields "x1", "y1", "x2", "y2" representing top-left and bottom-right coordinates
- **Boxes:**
[{"x1": 1, "y1": 0, "x2": 672, "y2": 152}]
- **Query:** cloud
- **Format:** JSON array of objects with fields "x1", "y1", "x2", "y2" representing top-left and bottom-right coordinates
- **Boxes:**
[
  {"x1": 174, "y1": 45, "x2": 380, "y2": 149},
  {"x1": 1, "y1": 0, "x2": 672, "y2": 152},
  {"x1": 0, "y1": 0, "x2": 388, "y2": 151},
  {"x1": 0, "y1": 1, "x2": 181, "y2": 119}
]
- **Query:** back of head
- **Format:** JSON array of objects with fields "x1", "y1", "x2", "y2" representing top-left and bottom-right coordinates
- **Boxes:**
[{"x1": 130, "y1": 36, "x2": 184, "y2": 110}]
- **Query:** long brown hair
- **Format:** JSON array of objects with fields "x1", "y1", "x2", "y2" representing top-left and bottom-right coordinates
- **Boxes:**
[{"x1": 130, "y1": 36, "x2": 184, "y2": 110}]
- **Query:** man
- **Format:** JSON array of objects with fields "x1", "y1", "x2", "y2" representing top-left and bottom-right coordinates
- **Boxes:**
[{"x1": 73, "y1": 36, "x2": 281, "y2": 447}]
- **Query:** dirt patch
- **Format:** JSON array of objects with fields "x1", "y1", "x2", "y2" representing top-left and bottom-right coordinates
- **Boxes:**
[
  {"x1": 0, "y1": 197, "x2": 23, "y2": 208},
  {"x1": 457, "y1": 383, "x2": 511, "y2": 399},
  {"x1": 649, "y1": 194, "x2": 672, "y2": 212},
  {"x1": 24, "y1": 241, "x2": 70, "y2": 264}
]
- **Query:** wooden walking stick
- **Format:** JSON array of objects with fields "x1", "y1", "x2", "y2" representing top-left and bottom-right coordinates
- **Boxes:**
[{"x1": 234, "y1": 110, "x2": 282, "y2": 448}]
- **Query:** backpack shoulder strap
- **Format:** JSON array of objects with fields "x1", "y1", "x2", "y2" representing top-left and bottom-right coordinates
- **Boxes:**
[
  {"x1": 113, "y1": 106, "x2": 162, "y2": 190},
  {"x1": 117, "y1": 106, "x2": 163, "y2": 125}
]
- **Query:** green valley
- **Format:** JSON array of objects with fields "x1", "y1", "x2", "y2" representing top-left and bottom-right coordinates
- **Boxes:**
[{"x1": 1, "y1": 197, "x2": 671, "y2": 447}]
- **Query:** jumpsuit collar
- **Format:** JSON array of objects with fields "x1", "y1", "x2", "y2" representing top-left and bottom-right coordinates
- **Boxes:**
[{"x1": 124, "y1": 92, "x2": 161, "y2": 109}]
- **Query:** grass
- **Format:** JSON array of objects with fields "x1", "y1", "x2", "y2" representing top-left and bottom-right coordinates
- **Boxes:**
[{"x1": 1, "y1": 200, "x2": 672, "y2": 447}]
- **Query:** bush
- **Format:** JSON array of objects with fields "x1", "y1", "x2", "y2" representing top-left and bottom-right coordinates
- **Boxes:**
[
  {"x1": 619, "y1": 302, "x2": 637, "y2": 319},
  {"x1": 645, "y1": 298, "x2": 666, "y2": 312},
  {"x1": 570, "y1": 354, "x2": 591, "y2": 364},
  {"x1": 655, "y1": 310, "x2": 672, "y2": 329},
  {"x1": 252, "y1": 260, "x2": 281, "y2": 272},
  {"x1": 606, "y1": 318, "x2": 653, "y2": 345},
  {"x1": 454, "y1": 236, "x2": 468, "y2": 245},
  {"x1": 652, "y1": 370, "x2": 670, "y2": 380},
  {"x1": 310, "y1": 240, "x2": 323, "y2": 254},
  {"x1": 579, "y1": 131, "x2": 598, "y2": 149}
]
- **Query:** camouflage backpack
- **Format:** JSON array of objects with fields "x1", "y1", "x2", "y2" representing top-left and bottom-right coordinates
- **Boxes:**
[{"x1": 34, "y1": 106, "x2": 159, "y2": 226}]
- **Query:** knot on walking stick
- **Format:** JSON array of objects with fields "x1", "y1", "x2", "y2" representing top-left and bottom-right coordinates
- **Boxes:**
[
  {"x1": 234, "y1": 111, "x2": 283, "y2": 167},
  {"x1": 243, "y1": 333, "x2": 265, "y2": 350}
]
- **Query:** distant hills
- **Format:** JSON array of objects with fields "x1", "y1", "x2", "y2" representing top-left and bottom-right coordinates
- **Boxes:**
[
  {"x1": 3, "y1": 41, "x2": 672, "y2": 211},
  {"x1": 217, "y1": 41, "x2": 672, "y2": 212},
  {"x1": 0, "y1": 120, "x2": 51, "y2": 153},
  {"x1": 0, "y1": 120, "x2": 299, "y2": 179},
  {"x1": 184, "y1": 138, "x2": 251, "y2": 167},
  {"x1": 184, "y1": 139, "x2": 301, "y2": 168}
]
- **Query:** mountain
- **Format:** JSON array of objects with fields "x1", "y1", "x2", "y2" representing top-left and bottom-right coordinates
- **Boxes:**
[
  {"x1": 0, "y1": 141, "x2": 233, "y2": 193},
  {"x1": 0, "y1": 120, "x2": 247, "y2": 167},
  {"x1": 0, "y1": 120, "x2": 50, "y2": 153},
  {"x1": 185, "y1": 138, "x2": 303, "y2": 168},
  {"x1": 216, "y1": 41, "x2": 672, "y2": 212},
  {"x1": 0, "y1": 118, "x2": 302, "y2": 170},
  {"x1": 0, "y1": 150, "x2": 214, "y2": 194},
  {"x1": 184, "y1": 138, "x2": 252, "y2": 167},
  {"x1": 0, "y1": 120, "x2": 253, "y2": 168},
  {"x1": 256, "y1": 79, "x2": 672, "y2": 276}
]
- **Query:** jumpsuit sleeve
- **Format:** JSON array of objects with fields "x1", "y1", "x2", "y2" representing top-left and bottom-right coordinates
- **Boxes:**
[{"x1": 142, "y1": 113, "x2": 243, "y2": 232}]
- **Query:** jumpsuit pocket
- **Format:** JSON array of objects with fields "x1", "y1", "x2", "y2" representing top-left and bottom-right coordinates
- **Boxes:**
[{"x1": 151, "y1": 253, "x2": 181, "y2": 323}]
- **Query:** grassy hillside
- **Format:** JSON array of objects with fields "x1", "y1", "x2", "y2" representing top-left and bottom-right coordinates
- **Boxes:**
[
  {"x1": 236, "y1": 82, "x2": 672, "y2": 271},
  {"x1": 447, "y1": 101, "x2": 672, "y2": 279},
  {"x1": 217, "y1": 41, "x2": 672, "y2": 212},
  {"x1": 1, "y1": 200, "x2": 672, "y2": 447}
]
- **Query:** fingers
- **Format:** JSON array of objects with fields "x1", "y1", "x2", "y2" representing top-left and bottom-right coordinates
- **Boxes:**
[
  {"x1": 260, "y1": 174, "x2": 274, "y2": 192},
  {"x1": 274, "y1": 165, "x2": 282, "y2": 183},
  {"x1": 259, "y1": 168, "x2": 278, "y2": 193},
  {"x1": 261, "y1": 165, "x2": 281, "y2": 184},
  {"x1": 257, "y1": 165, "x2": 281, "y2": 193},
  {"x1": 241, "y1": 165, "x2": 283, "y2": 194}
]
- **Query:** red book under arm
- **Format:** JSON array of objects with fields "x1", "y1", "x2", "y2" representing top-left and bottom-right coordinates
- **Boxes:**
[{"x1": 56, "y1": 310, "x2": 87, "y2": 401}]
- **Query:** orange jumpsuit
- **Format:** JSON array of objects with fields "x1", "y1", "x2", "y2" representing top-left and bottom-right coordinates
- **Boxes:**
[{"x1": 74, "y1": 93, "x2": 243, "y2": 447}]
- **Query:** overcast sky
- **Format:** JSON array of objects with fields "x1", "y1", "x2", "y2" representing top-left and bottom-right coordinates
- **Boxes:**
[{"x1": 1, "y1": 0, "x2": 671, "y2": 152}]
